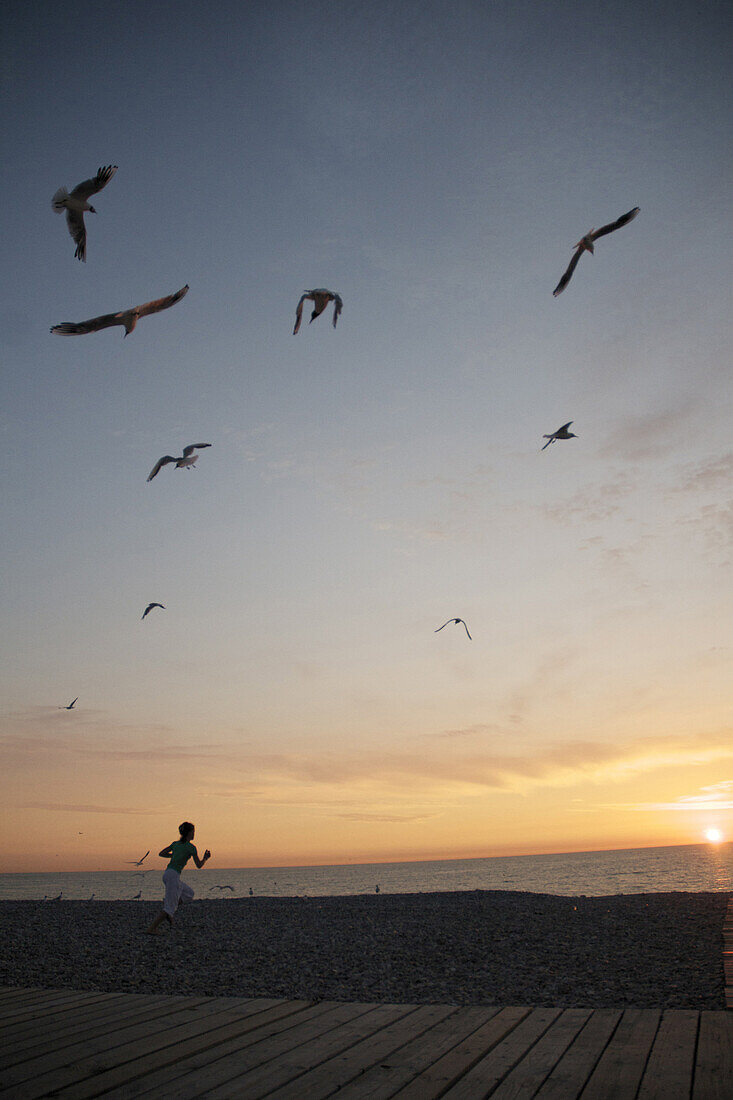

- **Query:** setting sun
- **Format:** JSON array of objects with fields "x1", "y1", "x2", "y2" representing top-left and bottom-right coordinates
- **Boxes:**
[{"x1": 705, "y1": 829, "x2": 723, "y2": 843}]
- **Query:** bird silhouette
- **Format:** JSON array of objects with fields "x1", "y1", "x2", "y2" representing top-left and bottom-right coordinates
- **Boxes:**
[
  {"x1": 147, "y1": 444, "x2": 211, "y2": 482},
  {"x1": 52, "y1": 165, "x2": 117, "y2": 262},
  {"x1": 553, "y1": 207, "x2": 640, "y2": 296},
  {"x1": 541, "y1": 422, "x2": 577, "y2": 450},
  {"x1": 141, "y1": 603, "x2": 165, "y2": 620},
  {"x1": 435, "y1": 618, "x2": 472, "y2": 640},
  {"x1": 59, "y1": 697, "x2": 78, "y2": 710},
  {"x1": 293, "y1": 289, "x2": 343, "y2": 333},
  {"x1": 126, "y1": 851, "x2": 150, "y2": 866},
  {"x1": 51, "y1": 285, "x2": 188, "y2": 337}
]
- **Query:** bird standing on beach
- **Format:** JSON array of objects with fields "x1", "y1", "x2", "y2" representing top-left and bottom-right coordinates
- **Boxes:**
[
  {"x1": 435, "y1": 618, "x2": 472, "y2": 640},
  {"x1": 542, "y1": 422, "x2": 577, "y2": 450},
  {"x1": 147, "y1": 443, "x2": 211, "y2": 482},
  {"x1": 141, "y1": 603, "x2": 165, "y2": 620},
  {"x1": 52, "y1": 165, "x2": 117, "y2": 262},
  {"x1": 59, "y1": 697, "x2": 78, "y2": 710},
  {"x1": 293, "y1": 289, "x2": 343, "y2": 333},
  {"x1": 126, "y1": 851, "x2": 150, "y2": 866},
  {"x1": 51, "y1": 285, "x2": 189, "y2": 337},
  {"x1": 553, "y1": 206, "x2": 640, "y2": 296}
]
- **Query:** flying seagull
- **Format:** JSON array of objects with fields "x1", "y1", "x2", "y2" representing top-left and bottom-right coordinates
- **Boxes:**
[
  {"x1": 126, "y1": 851, "x2": 150, "y2": 866},
  {"x1": 542, "y1": 422, "x2": 577, "y2": 450},
  {"x1": 147, "y1": 443, "x2": 211, "y2": 482},
  {"x1": 52, "y1": 165, "x2": 118, "y2": 262},
  {"x1": 293, "y1": 289, "x2": 343, "y2": 334},
  {"x1": 131, "y1": 891, "x2": 142, "y2": 900},
  {"x1": 210, "y1": 884, "x2": 234, "y2": 892},
  {"x1": 553, "y1": 207, "x2": 640, "y2": 297},
  {"x1": 435, "y1": 618, "x2": 472, "y2": 640},
  {"x1": 141, "y1": 603, "x2": 165, "y2": 620},
  {"x1": 51, "y1": 284, "x2": 189, "y2": 337},
  {"x1": 59, "y1": 697, "x2": 78, "y2": 710}
]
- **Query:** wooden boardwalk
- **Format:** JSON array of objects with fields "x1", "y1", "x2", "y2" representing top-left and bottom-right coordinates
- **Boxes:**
[{"x1": 0, "y1": 986, "x2": 730, "y2": 1099}]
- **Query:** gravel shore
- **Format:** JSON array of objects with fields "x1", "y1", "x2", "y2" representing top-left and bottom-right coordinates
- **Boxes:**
[{"x1": 0, "y1": 890, "x2": 726, "y2": 1008}]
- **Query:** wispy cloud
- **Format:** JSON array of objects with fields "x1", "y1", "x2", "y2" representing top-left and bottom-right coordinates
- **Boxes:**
[
  {"x1": 608, "y1": 780, "x2": 733, "y2": 812},
  {"x1": 674, "y1": 451, "x2": 733, "y2": 495},
  {"x1": 16, "y1": 802, "x2": 165, "y2": 816}
]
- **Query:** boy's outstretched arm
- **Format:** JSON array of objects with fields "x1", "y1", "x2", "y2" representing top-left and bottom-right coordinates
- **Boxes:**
[
  {"x1": 159, "y1": 845, "x2": 173, "y2": 858},
  {"x1": 192, "y1": 847, "x2": 211, "y2": 869}
]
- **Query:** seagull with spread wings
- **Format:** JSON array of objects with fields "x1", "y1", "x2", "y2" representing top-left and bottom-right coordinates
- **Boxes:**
[
  {"x1": 293, "y1": 289, "x2": 343, "y2": 334},
  {"x1": 141, "y1": 603, "x2": 165, "y2": 620},
  {"x1": 542, "y1": 422, "x2": 577, "y2": 450},
  {"x1": 553, "y1": 207, "x2": 640, "y2": 297},
  {"x1": 51, "y1": 285, "x2": 189, "y2": 337},
  {"x1": 435, "y1": 618, "x2": 472, "y2": 640},
  {"x1": 126, "y1": 851, "x2": 150, "y2": 866},
  {"x1": 147, "y1": 443, "x2": 211, "y2": 482},
  {"x1": 52, "y1": 165, "x2": 118, "y2": 262},
  {"x1": 59, "y1": 697, "x2": 78, "y2": 710}
]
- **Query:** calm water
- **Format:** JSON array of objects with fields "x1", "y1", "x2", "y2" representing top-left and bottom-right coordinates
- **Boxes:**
[{"x1": 1, "y1": 843, "x2": 731, "y2": 902}]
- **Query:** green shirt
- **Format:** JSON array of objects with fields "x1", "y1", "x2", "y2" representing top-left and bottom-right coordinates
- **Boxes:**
[{"x1": 167, "y1": 840, "x2": 197, "y2": 873}]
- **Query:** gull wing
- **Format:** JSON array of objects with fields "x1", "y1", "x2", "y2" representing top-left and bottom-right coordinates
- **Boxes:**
[
  {"x1": 68, "y1": 697, "x2": 78, "y2": 708},
  {"x1": 147, "y1": 455, "x2": 177, "y2": 481},
  {"x1": 51, "y1": 310, "x2": 126, "y2": 335},
  {"x1": 434, "y1": 620, "x2": 454, "y2": 633},
  {"x1": 541, "y1": 436, "x2": 555, "y2": 450},
  {"x1": 591, "y1": 206, "x2": 640, "y2": 241},
  {"x1": 181, "y1": 443, "x2": 211, "y2": 458},
  {"x1": 65, "y1": 208, "x2": 87, "y2": 261},
  {"x1": 459, "y1": 620, "x2": 472, "y2": 640},
  {"x1": 332, "y1": 294, "x2": 343, "y2": 328},
  {"x1": 558, "y1": 421, "x2": 573, "y2": 433},
  {"x1": 70, "y1": 165, "x2": 118, "y2": 202},
  {"x1": 135, "y1": 284, "x2": 189, "y2": 319},
  {"x1": 553, "y1": 247, "x2": 583, "y2": 297},
  {"x1": 293, "y1": 293, "x2": 308, "y2": 334}
]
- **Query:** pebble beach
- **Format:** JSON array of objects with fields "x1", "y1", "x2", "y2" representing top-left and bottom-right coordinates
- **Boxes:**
[{"x1": 0, "y1": 890, "x2": 726, "y2": 1009}]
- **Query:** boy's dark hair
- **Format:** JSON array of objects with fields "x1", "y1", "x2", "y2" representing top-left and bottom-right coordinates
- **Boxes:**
[{"x1": 179, "y1": 821, "x2": 194, "y2": 840}]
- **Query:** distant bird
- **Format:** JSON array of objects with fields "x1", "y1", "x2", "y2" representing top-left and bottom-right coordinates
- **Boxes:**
[
  {"x1": 131, "y1": 891, "x2": 142, "y2": 900},
  {"x1": 210, "y1": 884, "x2": 234, "y2": 892},
  {"x1": 87, "y1": 894, "x2": 95, "y2": 901},
  {"x1": 46, "y1": 892, "x2": 62, "y2": 901},
  {"x1": 147, "y1": 443, "x2": 211, "y2": 482},
  {"x1": 435, "y1": 618, "x2": 472, "y2": 640},
  {"x1": 59, "y1": 697, "x2": 78, "y2": 710},
  {"x1": 375, "y1": 885, "x2": 380, "y2": 894},
  {"x1": 542, "y1": 422, "x2": 577, "y2": 450},
  {"x1": 126, "y1": 851, "x2": 150, "y2": 866},
  {"x1": 141, "y1": 603, "x2": 165, "y2": 620},
  {"x1": 293, "y1": 289, "x2": 343, "y2": 334},
  {"x1": 249, "y1": 887, "x2": 254, "y2": 896},
  {"x1": 553, "y1": 207, "x2": 640, "y2": 296},
  {"x1": 52, "y1": 165, "x2": 117, "y2": 262},
  {"x1": 51, "y1": 284, "x2": 189, "y2": 338}
]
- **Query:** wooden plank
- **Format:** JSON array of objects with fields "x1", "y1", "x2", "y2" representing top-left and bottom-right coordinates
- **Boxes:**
[
  {"x1": 0, "y1": 989, "x2": 96, "y2": 1021},
  {"x1": 0, "y1": 995, "x2": 295, "y2": 1095},
  {"x1": 0, "y1": 994, "x2": 207, "y2": 1065},
  {"x1": 393, "y1": 1007, "x2": 530, "y2": 1100},
  {"x1": 637, "y1": 1010, "x2": 699, "y2": 1100},
  {"x1": 579, "y1": 1009, "x2": 661, "y2": 1100},
  {"x1": 112, "y1": 1000, "x2": 343, "y2": 1098},
  {"x1": 327, "y1": 1007, "x2": 501, "y2": 1100},
  {"x1": 129, "y1": 1001, "x2": 391, "y2": 1099},
  {"x1": 533, "y1": 1009, "x2": 622, "y2": 1100},
  {"x1": 440, "y1": 1008, "x2": 563, "y2": 1099},
  {"x1": 490, "y1": 1009, "x2": 593, "y2": 1099},
  {"x1": 34, "y1": 999, "x2": 326, "y2": 1098},
  {"x1": 693, "y1": 1011, "x2": 733, "y2": 1100},
  {"x1": 212, "y1": 1004, "x2": 450, "y2": 1100}
]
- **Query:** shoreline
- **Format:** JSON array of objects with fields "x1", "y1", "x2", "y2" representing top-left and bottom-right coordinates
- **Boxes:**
[{"x1": 1, "y1": 889, "x2": 727, "y2": 1009}]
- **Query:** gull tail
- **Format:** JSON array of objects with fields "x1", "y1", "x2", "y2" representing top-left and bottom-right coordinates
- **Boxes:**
[{"x1": 52, "y1": 187, "x2": 69, "y2": 212}]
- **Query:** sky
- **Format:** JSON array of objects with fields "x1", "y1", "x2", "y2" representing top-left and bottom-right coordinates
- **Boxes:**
[{"x1": 1, "y1": 0, "x2": 731, "y2": 873}]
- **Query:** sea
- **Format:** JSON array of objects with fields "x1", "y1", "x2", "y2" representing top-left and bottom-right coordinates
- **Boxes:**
[{"x1": 1, "y1": 843, "x2": 731, "y2": 902}]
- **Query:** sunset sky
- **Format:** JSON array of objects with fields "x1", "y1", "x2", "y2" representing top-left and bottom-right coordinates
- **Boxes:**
[{"x1": 1, "y1": 0, "x2": 731, "y2": 873}]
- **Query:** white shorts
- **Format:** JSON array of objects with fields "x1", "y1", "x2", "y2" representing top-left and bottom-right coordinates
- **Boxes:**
[{"x1": 162, "y1": 867, "x2": 194, "y2": 918}]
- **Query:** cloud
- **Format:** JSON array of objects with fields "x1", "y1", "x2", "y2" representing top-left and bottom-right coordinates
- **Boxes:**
[
  {"x1": 15, "y1": 802, "x2": 164, "y2": 816},
  {"x1": 332, "y1": 811, "x2": 442, "y2": 823},
  {"x1": 609, "y1": 780, "x2": 733, "y2": 812},
  {"x1": 543, "y1": 472, "x2": 636, "y2": 525},
  {"x1": 674, "y1": 452, "x2": 733, "y2": 495},
  {"x1": 597, "y1": 402, "x2": 698, "y2": 462}
]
